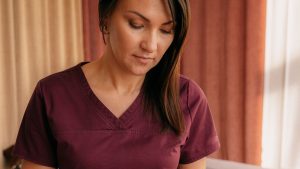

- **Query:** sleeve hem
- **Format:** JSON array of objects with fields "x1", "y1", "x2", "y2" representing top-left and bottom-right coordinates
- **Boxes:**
[
  {"x1": 179, "y1": 139, "x2": 220, "y2": 164},
  {"x1": 13, "y1": 150, "x2": 57, "y2": 168}
]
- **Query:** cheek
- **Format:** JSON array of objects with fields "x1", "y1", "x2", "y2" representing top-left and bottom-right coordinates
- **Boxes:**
[
  {"x1": 158, "y1": 37, "x2": 173, "y2": 57},
  {"x1": 109, "y1": 26, "x2": 137, "y2": 55}
]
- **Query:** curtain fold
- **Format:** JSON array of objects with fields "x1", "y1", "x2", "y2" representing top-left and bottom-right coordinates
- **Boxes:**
[
  {"x1": 82, "y1": 0, "x2": 266, "y2": 165},
  {"x1": 181, "y1": 0, "x2": 266, "y2": 165},
  {"x1": 82, "y1": 0, "x2": 104, "y2": 61},
  {"x1": 0, "y1": 0, "x2": 83, "y2": 168}
]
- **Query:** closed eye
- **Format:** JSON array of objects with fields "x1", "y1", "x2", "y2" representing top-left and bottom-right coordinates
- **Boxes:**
[
  {"x1": 129, "y1": 22, "x2": 144, "y2": 29},
  {"x1": 160, "y1": 29, "x2": 174, "y2": 35}
]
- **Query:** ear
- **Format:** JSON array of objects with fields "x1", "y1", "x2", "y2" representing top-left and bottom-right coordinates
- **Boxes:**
[
  {"x1": 102, "y1": 18, "x2": 111, "y2": 34},
  {"x1": 101, "y1": 19, "x2": 110, "y2": 44}
]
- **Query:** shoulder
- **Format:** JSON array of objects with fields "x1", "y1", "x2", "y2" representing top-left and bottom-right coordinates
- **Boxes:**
[
  {"x1": 38, "y1": 62, "x2": 84, "y2": 91},
  {"x1": 179, "y1": 75, "x2": 209, "y2": 119},
  {"x1": 179, "y1": 74, "x2": 207, "y2": 104}
]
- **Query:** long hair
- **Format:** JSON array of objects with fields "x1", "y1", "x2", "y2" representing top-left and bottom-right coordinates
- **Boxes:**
[{"x1": 98, "y1": 0, "x2": 190, "y2": 136}]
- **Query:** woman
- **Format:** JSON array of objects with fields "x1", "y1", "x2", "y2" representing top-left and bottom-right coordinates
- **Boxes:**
[{"x1": 14, "y1": 0, "x2": 220, "y2": 168}]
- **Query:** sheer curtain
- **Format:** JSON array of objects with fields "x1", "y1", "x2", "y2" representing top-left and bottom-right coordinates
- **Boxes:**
[
  {"x1": 0, "y1": 0, "x2": 83, "y2": 168},
  {"x1": 262, "y1": 0, "x2": 300, "y2": 169}
]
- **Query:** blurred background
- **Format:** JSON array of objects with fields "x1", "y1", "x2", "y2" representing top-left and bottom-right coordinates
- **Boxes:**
[{"x1": 0, "y1": 0, "x2": 299, "y2": 169}]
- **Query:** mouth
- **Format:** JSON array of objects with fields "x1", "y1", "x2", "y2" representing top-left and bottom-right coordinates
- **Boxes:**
[
  {"x1": 133, "y1": 54, "x2": 154, "y2": 59},
  {"x1": 133, "y1": 55, "x2": 154, "y2": 64}
]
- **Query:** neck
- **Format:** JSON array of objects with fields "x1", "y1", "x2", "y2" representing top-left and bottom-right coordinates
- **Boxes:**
[{"x1": 93, "y1": 54, "x2": 145, "y2": 95}]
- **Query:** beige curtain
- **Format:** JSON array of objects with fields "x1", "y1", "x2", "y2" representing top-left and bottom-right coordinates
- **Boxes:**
[{"x1": 0, "y1": 0, "x2": 83, "y2": 168}]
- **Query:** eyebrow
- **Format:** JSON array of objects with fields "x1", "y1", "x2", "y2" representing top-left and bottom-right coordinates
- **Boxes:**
[{"x1": 126, "y1": 10, "x2": 174, "y2": 25}]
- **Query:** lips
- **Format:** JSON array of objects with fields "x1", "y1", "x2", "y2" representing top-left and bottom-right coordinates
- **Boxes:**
[
  {"x1": 133, "y1": 54, "x2": 154, "y2": 64},
  {"x1": 133, "y1": 54, "x2": 154, "y2": 60}
]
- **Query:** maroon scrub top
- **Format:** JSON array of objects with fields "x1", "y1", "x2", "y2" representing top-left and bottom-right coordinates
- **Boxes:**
[{"x1": 13, "y1": 62, "x2": 220, "y2": 169}]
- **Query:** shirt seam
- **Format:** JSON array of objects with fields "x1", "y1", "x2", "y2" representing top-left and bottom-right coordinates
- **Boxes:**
[{"x1": 186, "y1": 80, "x2": 193, "y2": 123}]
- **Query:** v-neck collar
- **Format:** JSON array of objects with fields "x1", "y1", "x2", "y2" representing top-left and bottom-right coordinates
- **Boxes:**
[{"x1": 76, "y1": 62, "x2": 143, "y2": 129}]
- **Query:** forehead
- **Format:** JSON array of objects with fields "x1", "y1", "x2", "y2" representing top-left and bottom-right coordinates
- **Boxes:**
[{"x1": 113, "y1": 0, "x2": 173, "y2": 21}]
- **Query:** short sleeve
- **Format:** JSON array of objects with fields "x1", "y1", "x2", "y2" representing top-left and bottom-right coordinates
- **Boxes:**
[
  {"x1": 179, "y1": 80, "x2": 220, "y2": 164},
  {"x1": 13, "y1": 81, "x2": 58, "y2": 167}
]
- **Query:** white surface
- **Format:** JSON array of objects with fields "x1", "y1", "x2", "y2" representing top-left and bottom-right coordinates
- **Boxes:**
[{"x1": 207, "y1": 158, "x2": 266, "y2": 169}]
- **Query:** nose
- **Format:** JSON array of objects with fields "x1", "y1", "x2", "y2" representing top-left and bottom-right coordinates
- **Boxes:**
[{"x1": 140, "y1": 31, "x2": 158, "y2": 53}]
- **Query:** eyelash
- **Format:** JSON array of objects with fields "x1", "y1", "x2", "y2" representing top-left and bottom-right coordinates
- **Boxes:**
[
  {"x1": 129, "y1": 22, "x2": 173, "y2": 35},
  {"x1": 129, "y1": 22, "x2": 143, "y2": 29}
]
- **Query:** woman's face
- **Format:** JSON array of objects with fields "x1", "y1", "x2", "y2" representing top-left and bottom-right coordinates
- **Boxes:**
[{"x1": 105, "y1": 0, "x2": 175, "y2": 76}]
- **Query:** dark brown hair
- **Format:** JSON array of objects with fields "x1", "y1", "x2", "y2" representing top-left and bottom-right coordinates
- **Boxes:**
[{"x1": 98, "y1": 0, "x2": 190, "y2": 136}]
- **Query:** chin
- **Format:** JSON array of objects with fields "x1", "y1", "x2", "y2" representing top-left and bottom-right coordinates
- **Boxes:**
[
  {"x1": 126, "y1": 62, "x2": 158, "y2": 76},
  {"x1": 131, "y1": 71, "x2": 148, "y2": 76},
  {"x1": 130, "y1": 67, "x2": 150, "y2": 76}
]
